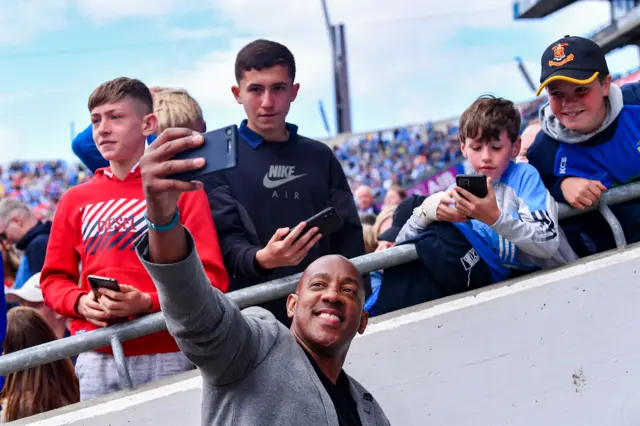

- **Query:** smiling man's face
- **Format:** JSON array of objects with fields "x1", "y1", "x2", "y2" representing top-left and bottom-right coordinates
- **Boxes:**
[{"x1": 287, "y1": 255, "x2": 368, "y2": 356}]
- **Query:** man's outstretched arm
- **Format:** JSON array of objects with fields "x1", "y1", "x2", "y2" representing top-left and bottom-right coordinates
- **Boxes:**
[{"x1": 136, "y1": 128, "x2": 269, "y2": 385}]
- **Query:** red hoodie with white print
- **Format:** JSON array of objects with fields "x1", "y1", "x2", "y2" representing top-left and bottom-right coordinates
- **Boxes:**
[{"x1": 40, "y1": 165, "x2": 229, "y2": 357}]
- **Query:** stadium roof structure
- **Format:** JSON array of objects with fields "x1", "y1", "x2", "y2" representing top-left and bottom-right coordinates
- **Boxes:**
[
  {"x1": 512, "y1": 0, "x2": 580, "y2": 19},
  {"x1": 589, "y1": 5, "x2": 640, "y2": 54}
]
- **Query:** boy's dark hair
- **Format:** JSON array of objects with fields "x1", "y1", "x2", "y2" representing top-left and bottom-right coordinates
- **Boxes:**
[
  {"x1": 234, "y1": 39, "x2": 296, "y2": 83},
  {"x1": 459, "y1": 95, "x2": 521, "y2": 144},
  {"x1": 88, "y1": 77, "x2": 153, "y2": 114}
]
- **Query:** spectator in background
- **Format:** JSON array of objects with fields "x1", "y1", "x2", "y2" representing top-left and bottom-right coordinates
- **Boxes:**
[
  {"x1": 0, "y1": 199, "x2": 51, "y2": 289},
  {"x1": 372, "y1": 205, "x2": 396, "y2": 251},
  {"x1": 152, "y1": 87, "x2": 206, "y2": 134},
  {"x1": 0, "y1": 238, "x2": 20, "y2": 288},
  {"x1": 362, "y1": 224, "x2": 378, "y2": 254},
  {"x1": 365, "y1": 196, "x2": 423, "y2": 316},
  {"x1": 5, "y1": 273, "x2": 68, "y2": 340},
  {"x1": 516, "y1": 119, "x2": 540, "y2": 164},
  {"x1": 202, "y1": 39, "x2": 369, "y2": 326},
  {"x1": 359, "y1": 213, "x2": 377, "y2": 226},
  {"x1": 0, "y1": 307, "x2": 79, "y2": 422},
  {"x1": 355, "y1": 185, "x2": 380, "y2": 215},
  {"x1": 40, "y1": 77, "x2": 228, "y2": 401},
  {"x1": 0, "y1": 251, "x2": 6, "y2": 393},
  {"x1": 382, "y1": 184, "x2": 406, "y2": 209}
]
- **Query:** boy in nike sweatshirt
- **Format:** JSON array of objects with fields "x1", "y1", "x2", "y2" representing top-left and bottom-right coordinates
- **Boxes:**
[
  {"x1": 201, "y1": 39, "x2": 368, "y2": 326},
  {"x1": 527, "y1": 35, "x2": 640, "y2": 255},
  {"x1": 40, "y1": 77, "x2": 228, "y2": 401}
]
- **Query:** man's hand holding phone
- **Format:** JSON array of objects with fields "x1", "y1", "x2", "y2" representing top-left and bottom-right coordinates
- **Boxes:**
[
  {"x1": 452, "y1": 177, "x2": 501, "y2": 225},
  {"x1": 97, "y1": 285, "x2": 153, "y2": 318},
  {"x1": 255, "y1": 223, "x2": 321, "y2": 270}
]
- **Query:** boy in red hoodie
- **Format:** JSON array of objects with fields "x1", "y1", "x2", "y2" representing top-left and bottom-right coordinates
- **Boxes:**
[{"x1": 40, "y1": 77, "x2": 229, "y2": 401}]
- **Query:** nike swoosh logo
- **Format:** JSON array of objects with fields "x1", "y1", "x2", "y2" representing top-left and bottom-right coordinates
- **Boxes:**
[{"x1": 263, "y1": 174, "x2": 306, "y2": 189}]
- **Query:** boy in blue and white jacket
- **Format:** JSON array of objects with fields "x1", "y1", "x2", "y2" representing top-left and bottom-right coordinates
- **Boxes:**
[{"x1": 374, "y1": 96, "x2": 577, "y2": 314}]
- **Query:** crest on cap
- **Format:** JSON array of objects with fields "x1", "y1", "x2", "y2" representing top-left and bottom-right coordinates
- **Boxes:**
[{"x1": 549, "y1": 43, "x2": 574, "y2": 67}]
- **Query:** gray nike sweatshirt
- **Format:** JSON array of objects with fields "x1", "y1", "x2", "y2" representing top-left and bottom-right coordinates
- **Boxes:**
[{"x1": 135, "y1": 230, "x2": 390, "y2": 426}]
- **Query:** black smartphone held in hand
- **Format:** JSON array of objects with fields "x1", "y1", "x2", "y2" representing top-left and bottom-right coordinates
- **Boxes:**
[
  {"x1": 456, "y1": 174, "x2": 488, "y2": 199},
  {"x1": 167, "y1": 124, "x2": 239, "y2": 181},
  {"x1": 293, "y1": 207, "x2": 344, "y2": 242},
  {"x1": 88, "y1": 275, "x2": 120, "y2": 299}
]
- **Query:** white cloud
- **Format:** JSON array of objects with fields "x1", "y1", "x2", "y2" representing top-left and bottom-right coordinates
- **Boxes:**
[
  {"x1": 73, "y1": 0, "x2": 208, "y2": 22},
  {"x1": 0, "y1": 0, "x2": 68, "y2": 45},
  {"x1": 153, "y1": 0, "x2": 533, "y2": 135}
]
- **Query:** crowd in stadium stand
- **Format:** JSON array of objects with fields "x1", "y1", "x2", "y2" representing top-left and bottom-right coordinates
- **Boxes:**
[
  {"x1": 335, "y1": 96, "x2": 547, "y2": 198},
  {"x1": 0, "y1": 161, "x2": 91, "y2": 220}
]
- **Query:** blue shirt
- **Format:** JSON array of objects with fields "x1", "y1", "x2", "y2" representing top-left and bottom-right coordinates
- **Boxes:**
[{"x1": 555, "y1": 105, "x2": 640, "y2": 187}]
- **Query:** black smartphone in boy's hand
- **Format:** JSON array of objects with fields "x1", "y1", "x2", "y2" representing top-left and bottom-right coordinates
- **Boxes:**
[
  {"x1": 167, "y1": 125, "x2": 238, "y2": 181},
  {"x1": 456, "y1": 174, "x2": 488, "y2": 198},
  {"x1": 293, "y1": 207, "x2": 344, "y2": 242}
]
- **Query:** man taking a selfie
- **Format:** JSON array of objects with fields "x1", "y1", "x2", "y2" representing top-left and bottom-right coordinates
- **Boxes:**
[
  {"x1": 202, "y1": 39, "x2": 368, "y2": 325},
  {"x1": 135, "y1": 127, "x2": 389, "y2": 425}
]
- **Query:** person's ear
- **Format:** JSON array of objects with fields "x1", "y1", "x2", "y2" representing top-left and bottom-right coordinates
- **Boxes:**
[
  {"x1": 231, "y1": 86, "x2": 242, "y2": 104},
  {"x1": 286, "y1": 293, "x2": 298, "y2": 319},
  {"x1": 602, "y1": 74, "x2": 612, "y2": 97},
  {"x1": 512, "y1": 137, "x2": 522, "y2": 159},
  {"x1": 142, "y1": 114, "x2": 158, "y2": 137},
  {"x1": 290, "y1": 83, "x2": 300, "y2": 103},
  {"x1": 358, "y1": 310, "x2": 369, "y2": 335}
]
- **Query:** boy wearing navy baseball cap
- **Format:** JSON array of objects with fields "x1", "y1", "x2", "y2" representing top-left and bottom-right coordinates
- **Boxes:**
[{"x1": 527, "y1": 35, "x2": 640, "y2": 255}]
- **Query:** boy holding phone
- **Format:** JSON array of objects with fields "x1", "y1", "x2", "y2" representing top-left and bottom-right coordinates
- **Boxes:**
[
  {"x1": 201, "y1": 39, "x2": 368, "y2": 326},
  {"x1": 527, "y1": 35, "x2": 640, "y2": 255},
  {"x1": 40, "y1": 78, "x2": 229, "y2": 401},
  {"x1": 376, "y1": 96, "x2": 577, "y2": 314}
]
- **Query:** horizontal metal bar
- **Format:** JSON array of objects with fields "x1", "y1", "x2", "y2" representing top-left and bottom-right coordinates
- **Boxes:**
[
  {"x1": 0, "y1": 244, "x2": 418, "y2": 376},
  {"x1": 556, "y1": 181, "x2": 640, "y2": 219},
  {"x1": 1, "y1": 181, "x2": 639, "y2": 377}
]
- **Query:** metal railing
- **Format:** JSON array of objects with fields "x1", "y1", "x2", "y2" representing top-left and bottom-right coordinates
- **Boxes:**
[{"x1": 0, "y1": 181, "x2": 639, "y2": 384}]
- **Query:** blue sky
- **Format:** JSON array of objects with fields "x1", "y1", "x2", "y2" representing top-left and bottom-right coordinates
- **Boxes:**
[{"x1": 1, "y1": 0, "x2": 638, "y2": 163}]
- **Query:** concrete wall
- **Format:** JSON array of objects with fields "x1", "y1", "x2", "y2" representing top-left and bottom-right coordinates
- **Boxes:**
[{"x1": 16, "y1": 245, "x2": 640, "y2": 426}]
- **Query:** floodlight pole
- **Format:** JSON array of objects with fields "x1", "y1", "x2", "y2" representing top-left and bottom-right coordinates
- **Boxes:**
[{"x1": 321, "y1": 0, "x2": 352, "y2": 135}]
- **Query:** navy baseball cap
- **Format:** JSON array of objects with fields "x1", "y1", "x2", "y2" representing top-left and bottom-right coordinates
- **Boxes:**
[{"x1": 536, "y1": 35, "x2": 609, "y2": 96}]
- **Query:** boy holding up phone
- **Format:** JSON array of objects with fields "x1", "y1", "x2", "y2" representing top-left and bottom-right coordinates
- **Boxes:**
[
  {"x1": 40, "y1": 78, "x2": 229, "y2": 401},
  {"x1": 376, "y1": 96, "x2": 577, "y2": 314}
]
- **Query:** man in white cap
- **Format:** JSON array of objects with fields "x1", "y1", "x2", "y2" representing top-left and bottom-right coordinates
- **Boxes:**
[{"x1": 5, "y1": 273, "x2": 68, "y2": 339}]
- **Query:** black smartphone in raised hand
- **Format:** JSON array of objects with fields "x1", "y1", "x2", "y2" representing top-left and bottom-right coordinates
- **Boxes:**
[
  {"x1": 456, "y1": 174, "x2": 488, "y2": 199},
  {"x1": 167, "y1": 125, "x2": 238, "y2": 181},
  {"x1": 293, "y1": 207, "x2": 344, "y2": 242}
]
